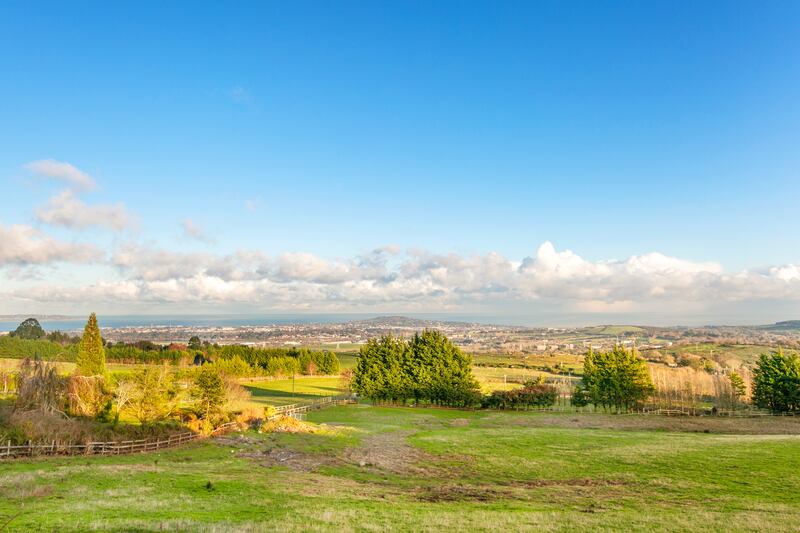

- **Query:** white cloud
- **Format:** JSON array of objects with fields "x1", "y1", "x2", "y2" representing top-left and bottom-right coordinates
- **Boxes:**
[
  {"x1": 25, "y1": 159, "x2": 97, "y2": 191},
  {"x1": 181, "y1": 219, "x2": 214, "y2": 244},
  {"x1": 36, "y1": 190, "x2": 134, "y2": 231},
  {"x1": 9, "y1": 241, "x2": 800, "y2": 312},
  {"x1": 0, "y1": 223, "x2": 100, "y2": 266}
]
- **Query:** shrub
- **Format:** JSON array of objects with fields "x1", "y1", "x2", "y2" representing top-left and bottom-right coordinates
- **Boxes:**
[
  {"x1": 66, "y1": 375, "x2": 112, "y2": 418},
  {"x1": 124, "y1": 368, "x2": 181, "y2": 423},
  {"x1": 483, "y1": 383, "x2": 558, "y2": 410},
  {"x1": 14, "y1": 358, "x2": 65, "y2": 414}
]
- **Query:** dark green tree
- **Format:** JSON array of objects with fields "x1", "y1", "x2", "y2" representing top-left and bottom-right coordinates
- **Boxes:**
[
  {"x1": 11, "y1": 318, "x2": 45, "y2": 340},
  {"x1": 575, "y1": 346, "x2": 654, "y2": 411},
  {"x1": 188, "y1": 336, "x2": 202, "y2": 350},
  {"x1": 752, "y1": 351, "x2": 800, "y2": 413},
  {"x1": 352, "y1": 330, "x2": 479, "y2": 407},
  {"x1": 76, "y1": 313, "x2": 107, "y2": 376}
]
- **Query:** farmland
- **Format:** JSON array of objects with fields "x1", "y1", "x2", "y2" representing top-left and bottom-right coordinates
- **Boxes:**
[{"x1": 2, "y1": 405, "x2": 800, "y2": 531}]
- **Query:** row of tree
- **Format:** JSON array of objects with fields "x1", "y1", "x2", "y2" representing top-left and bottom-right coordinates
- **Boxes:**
[
  {"x1": 2, "y1": 317, "x2": 340, "y2": 377},
  {"x1": 352, "y1": 330, "x2": 480, "y2": 407}
]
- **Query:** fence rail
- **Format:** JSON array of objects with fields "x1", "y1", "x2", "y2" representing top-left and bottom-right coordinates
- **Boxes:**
[
  {"x1": 0, "y1": 421, "x2": 240, "y2": 460},
  {"x1": 0, "y1": 395, "x2": 357, "y2": 461}
]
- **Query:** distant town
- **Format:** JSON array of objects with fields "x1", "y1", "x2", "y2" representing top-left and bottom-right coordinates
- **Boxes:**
[{"x1": 6, "y1": 315, "x2": 798, "y2": 355}]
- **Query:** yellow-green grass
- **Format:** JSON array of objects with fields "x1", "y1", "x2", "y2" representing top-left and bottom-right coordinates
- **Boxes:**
[
  {"x1": 2, "y1": 406, "x2": 800, "y2": 531},
  {"x1": 241, "y1": 376, "x2": 345, "y2": 408},
  {"x1": 0, "y1": 357, "x2": 186, "y2": 376}
]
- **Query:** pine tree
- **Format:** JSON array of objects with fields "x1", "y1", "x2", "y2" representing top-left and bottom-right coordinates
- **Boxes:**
[{"x1": 76, "y1": 313, "x2": 107, "y2": 376}]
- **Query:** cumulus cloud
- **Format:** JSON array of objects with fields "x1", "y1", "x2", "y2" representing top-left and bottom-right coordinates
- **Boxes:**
[
  {"x1": 181, "y1": 219, "x2": 215, "y2": 244},
  {"x1": 25, "y1": 159, "x2": 97, "y2": 191},
  {"x1": 10, "y1": 241, "x2": 800, "y2": 311},
  {"x1": 0, "y1": 224, "x2": 100, "y2": 266},
  {"x1": 36, "y1": 190, "x2": 135, "y2": 231}
]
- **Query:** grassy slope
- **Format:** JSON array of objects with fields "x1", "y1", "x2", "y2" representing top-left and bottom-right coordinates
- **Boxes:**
[{"x1": 1, "y1": 406, "x2": 799, "y2": 532}]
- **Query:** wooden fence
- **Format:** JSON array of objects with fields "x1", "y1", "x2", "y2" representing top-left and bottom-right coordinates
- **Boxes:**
[
  {"x1": 0, "y1": 395, "x2": 357, "y2": 461},
  {"x1": 273, "y1": 394, "x2": 356, "y2": 419},
  {"x1": 0, "y1": 421, "x2": 240, "y2": 460}
]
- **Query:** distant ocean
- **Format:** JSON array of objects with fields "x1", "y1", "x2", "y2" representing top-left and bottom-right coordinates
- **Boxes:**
[{"x1": 0, "y1": 313, "x2": 526, "y2": 333}]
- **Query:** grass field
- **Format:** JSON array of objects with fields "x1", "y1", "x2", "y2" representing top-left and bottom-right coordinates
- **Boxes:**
[
  {"x1": 241, "y1": 377, "x2": 345, "y2": 407},
  {"x1": 2, "y1": 405, "x2": 799, "y2": 531}
]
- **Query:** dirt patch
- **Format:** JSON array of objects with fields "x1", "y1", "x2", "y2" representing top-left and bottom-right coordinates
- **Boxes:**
[
  {"x1": 238, "y1": 446, "x2": 334, "y2": 472},
  {"x1": 343, "y1": 431, "x2": 440, "y2": 476},
  {"x1": 450, "y1": 418, "x2": 470, "y2": 427}
]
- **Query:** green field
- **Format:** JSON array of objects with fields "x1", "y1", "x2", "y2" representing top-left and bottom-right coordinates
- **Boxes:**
[
  {"x1": 241, "y1": 377, "x2": 345, "y2": 407},
  {"x1": 2, "y1": 405, "x2": 799, "y2": 531}
]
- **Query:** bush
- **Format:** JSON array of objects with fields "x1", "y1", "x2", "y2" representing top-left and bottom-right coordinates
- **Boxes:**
[
  {"x1": 66, "y1": 375, "x2": 112, "y2": 418},
  {"x1": 124, "y1": 368, "x2": 181, "y2": 423},
  {"x1": 14, "y1": 358, "x2": 65, "y2": 414},
  {"x1": 483, "y1": 383, "x2": 558, "y2": 410}
]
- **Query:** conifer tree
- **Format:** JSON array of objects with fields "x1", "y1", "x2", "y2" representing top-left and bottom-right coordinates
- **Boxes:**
[{"x1": 76, "y1": 313, "x2": 107, "y2": 376}]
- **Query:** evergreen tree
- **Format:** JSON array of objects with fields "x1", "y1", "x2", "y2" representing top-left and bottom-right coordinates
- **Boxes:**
[
  {"x1": 575, "y1": 346, "x2": 654, "y2": 411},
  {"x1": 352, "y1": 330, "x2": 479, "y2": 406},
  {"x1": 752, "y1": 351, "x2": 800, "y2": 413},
  {"x1": 76, "y1": 313, "x2": 107, "y2": 376}
]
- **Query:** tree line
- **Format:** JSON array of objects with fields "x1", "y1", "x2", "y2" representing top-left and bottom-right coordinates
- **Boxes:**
[
  {"x1": 3, "y1": 317, "x2": 340, "y2": 377},
  {"x1": 351, "y1": 330, "x2": 480, "y2": 407}
]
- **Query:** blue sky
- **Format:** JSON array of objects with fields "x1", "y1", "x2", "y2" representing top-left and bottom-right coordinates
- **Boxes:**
[{"x1": 1, "y1": 1, "x2": 799, "y2": 324}]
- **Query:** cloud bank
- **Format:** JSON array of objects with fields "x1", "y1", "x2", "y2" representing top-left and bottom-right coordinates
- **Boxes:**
[{"x1": 5, "y1": 242, "x2": 800, "y2": 313}]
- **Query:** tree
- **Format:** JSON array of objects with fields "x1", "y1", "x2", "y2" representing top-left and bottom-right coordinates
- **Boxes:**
[
  {"x1": 76, "y1": 313, "x2": 106, "y2": 376},
  {"x1": 729, "y1": 371, "x2": 747, "y2": 405},
  {"x1": 14, "y1": 358, "x2": 65, "y2": 414},
  {"x1": 188, "y1": 336, "x2": 202, "y2": 351},
  {"x1": 352, "y1": 330, "x2": 479, "y2": 407},
  {"x1": 752, "y1": 351, "x2": 800, "y2": 413},
  {"x1": 575, "y1": 346, "x2": 655, "y2": 411},
  {"x1": 10, "y1": 318, "x2": 45, "y2": 340},
  {"x1": 125, "y1": 368, "x2": 180, "y2": 423},
  {"x1": 192, "y1": 365, "x2": 226, "y2": 422}
]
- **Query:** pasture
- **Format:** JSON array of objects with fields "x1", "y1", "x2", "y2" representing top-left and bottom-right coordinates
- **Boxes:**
[
  {"x1": 1, "y1": 405, "x2": 799, "y2": 532},
  {"x1": 241, "y1": 377, "x2": 345, "y2": 407}
]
